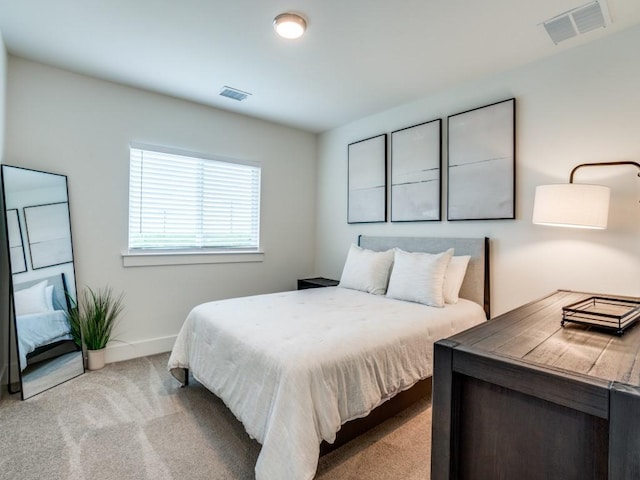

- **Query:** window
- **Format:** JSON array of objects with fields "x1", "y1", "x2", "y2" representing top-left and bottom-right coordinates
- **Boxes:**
[{"x1": 128, "y1": 145, "x2": 261, "y2": 253}]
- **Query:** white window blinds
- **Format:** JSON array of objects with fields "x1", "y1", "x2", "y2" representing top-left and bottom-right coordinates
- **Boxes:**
[{"x1": 128, "y1": 146, "x2": 261, "y2": 251}]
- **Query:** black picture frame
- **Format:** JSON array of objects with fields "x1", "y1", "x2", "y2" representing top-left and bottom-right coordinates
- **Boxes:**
[
  {"x1": 24, "y1": 201, "x2": 74, "y2": 269},
  {"x1": 347, "y1": 134, "x2": 387, "y2": 223},
  {"x1": 6, "y1": 209, "x2": 27, "y2": 273},
  {"x1": 447, "y1": 98, "x2": 516, "y2": 221},
  {"x1": 391, "y1": 119, "x2": 442, "y2": 222}
]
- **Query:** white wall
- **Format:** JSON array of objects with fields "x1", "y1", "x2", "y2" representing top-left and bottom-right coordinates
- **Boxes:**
[
  {"x1": 0, "y1": 36, "x2": 7, "y2": 158},
  {"x1": 5, "y1": 57, "x2": 318, "y2": 362},
  {"x1": 316, "y1": 25, "x2": 640, "y2": 317},
  {"x1": 0, "y1": 31, "x2": 5, "y2": 157}
]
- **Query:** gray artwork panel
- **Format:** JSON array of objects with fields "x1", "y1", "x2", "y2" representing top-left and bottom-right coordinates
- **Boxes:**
[
  {"x1": 10, "y1": 246, "x2": 26, "y2": 273},
  {"x1": 30, "y1": 238, "x2": 73, "y2": 269},
  {"x1": 348, "y1": 134, "x2": 386, "y2": 223},
  {"x1": 6, "y1": 209, "x2": 26, "y2": 273},
  {"x1": 448, "y1": 157, "x2": 513, "y2": 219},
  {"x1": 391, "y1": 120, "x2": 441, "y2": 221},
  {"x1": 25, "y1": 202, "x2": 73, "y2": 269},
  {"x1": 448, "y1": 99, "x2": 515, "y2": 220}
]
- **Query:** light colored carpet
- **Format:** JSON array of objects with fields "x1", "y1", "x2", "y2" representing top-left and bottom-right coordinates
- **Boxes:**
[{"x1": 0, "y1": 353, "x2": 431, "y2": 480}]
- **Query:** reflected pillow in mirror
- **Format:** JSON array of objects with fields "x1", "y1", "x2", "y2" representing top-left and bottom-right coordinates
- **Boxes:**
[
  {"x1": 386, "y1": 248, "x2": 454, "y2": 307},
  {"x1": 14, "y1": 280, "x2": 52, "y2": 316},
  {"x1": 45, "y1": 285, "x2": 55, "y2": 311}
]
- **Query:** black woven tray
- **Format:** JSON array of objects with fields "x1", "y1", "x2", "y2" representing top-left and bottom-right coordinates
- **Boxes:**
[{"x1": 562, "y1": 296, "x2": 640, "y2": 336}]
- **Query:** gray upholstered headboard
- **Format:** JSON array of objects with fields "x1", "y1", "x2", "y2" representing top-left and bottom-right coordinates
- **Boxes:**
[{"x1": 358, "y1": 235, "x2": 490, "y2": 318}]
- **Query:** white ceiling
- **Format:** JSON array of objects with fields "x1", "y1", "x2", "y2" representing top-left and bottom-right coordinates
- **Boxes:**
[{"x1": 1, "y1": 0, "x2": 639, "y2": 133}]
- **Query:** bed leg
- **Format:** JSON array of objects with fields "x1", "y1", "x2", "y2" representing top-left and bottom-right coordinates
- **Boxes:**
[{"x1": 181, "y1": 368, "x2": 190, "y2": 387}]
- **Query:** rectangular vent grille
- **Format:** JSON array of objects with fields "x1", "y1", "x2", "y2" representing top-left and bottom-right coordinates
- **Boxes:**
[
  {"x1": 542, "y1": 1, "x2": 609, "y2": 45},
  {"x1": 544, "y1": 16, "x2": 577, "y2": 44},
  {"x1": 219, "y1": 86, "x2": 251, "y2": 101},
  {"x1": 573, "y1": 2, "x2": 606, "y2": 34}
]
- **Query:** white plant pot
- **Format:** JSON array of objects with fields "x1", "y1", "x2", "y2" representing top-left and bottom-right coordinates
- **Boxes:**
[{"x1": 87, "y1": 349, "x2": 106, "y2": 371}]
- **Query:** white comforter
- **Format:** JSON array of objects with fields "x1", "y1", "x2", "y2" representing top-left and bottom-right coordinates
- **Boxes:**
[
  {"x1": 168, "y1": 287, "x2": 486, "y2": 480},
  {"x1": 16, "y1": 310, "x2": 72, "y2": 371}
]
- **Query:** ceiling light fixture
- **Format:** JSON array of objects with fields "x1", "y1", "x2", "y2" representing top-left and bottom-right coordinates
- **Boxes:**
[{"x1": 273, "y1": 13, "x2": 307, "y2": 39}]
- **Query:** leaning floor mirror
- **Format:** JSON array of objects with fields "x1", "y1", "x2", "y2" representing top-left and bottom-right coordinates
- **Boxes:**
[{"x1": 1, "y1": 165, "x2": 84, "y2": 399}]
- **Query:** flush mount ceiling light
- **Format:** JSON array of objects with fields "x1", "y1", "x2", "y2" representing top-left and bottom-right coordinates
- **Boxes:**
[{"x1": 273, "y1": 13, "x2": 307, "y2": 39}]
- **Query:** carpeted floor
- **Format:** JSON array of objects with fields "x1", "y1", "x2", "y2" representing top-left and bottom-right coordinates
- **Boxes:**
[{"x1": 0, "y1": 353, "x2": 431, "y2": 480}]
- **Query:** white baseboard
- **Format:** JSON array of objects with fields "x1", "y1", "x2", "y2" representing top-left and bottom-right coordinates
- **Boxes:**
[{"x1": 104, "y1": 335, "x2": 177, "y2": 364}]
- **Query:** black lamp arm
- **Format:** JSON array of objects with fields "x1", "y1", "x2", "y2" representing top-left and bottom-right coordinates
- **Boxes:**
[{"x1": 569, "y1": 161, "x2": 640, "y2": 183}]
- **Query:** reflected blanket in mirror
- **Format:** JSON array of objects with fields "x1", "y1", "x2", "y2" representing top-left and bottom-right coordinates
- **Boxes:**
[{"x1": 16, "y1": 310, "x2": 71, "y2": 370}]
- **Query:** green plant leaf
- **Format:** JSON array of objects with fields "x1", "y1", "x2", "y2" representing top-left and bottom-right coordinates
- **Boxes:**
[{"x1": 66, "y1": 286, "x2": 124, "y2": 351}]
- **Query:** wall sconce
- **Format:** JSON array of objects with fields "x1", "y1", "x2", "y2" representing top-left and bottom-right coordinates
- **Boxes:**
[{"x1": 532, "y1": 161, "x2": 640, "y2": 229}]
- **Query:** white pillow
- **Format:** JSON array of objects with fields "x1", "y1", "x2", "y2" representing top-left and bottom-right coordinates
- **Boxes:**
[
  {"x1": 338, "y1": 244, "x2": 395, "y2": 295},
  {"x1": 14, "y1": 280, "x2": 51, "y2": 316},
  {"x1": 45, "y1": 285, "x2": 55, "y2": 311},
  {"x1": 444, "y1": 255, "x2": 471, "y2": 304},
  {"x1": 386, "y1": 248, "x2": 454, "y2": 307}
]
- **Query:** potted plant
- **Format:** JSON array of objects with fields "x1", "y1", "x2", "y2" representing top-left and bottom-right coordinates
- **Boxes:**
[{"x1": 66, "y1": 287, "x2": 124, "y2": 370}]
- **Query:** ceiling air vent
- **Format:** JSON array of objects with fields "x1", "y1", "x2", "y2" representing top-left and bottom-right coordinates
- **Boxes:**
[
  {"x1": 219, "y1": 86, "x2": 251, "y2": 101},
  {"x1": 542, "y1": 1, "x2": 610, "y2": 45}
]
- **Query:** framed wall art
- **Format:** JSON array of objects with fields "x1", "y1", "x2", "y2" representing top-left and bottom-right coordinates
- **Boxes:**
[
  {"x1": 447, "y1": 98, "x2": 516, "y2": 220},
  {"x1": 24, "y1": 202, "x2": 74, "y2": 269},
  {"x1": 391, "y1": 119, "x2": 441, "y2": 222},
  {"x1": 6, "y1": 209, "x2": 27, "y2": 273},
  {"x1": 347, "y1": 134, "x2": 387, "y2": 223}
]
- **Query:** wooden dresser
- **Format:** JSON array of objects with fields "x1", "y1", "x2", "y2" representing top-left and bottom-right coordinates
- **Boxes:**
[{"x1": 431, "y1": 290, "x2": 640, "y2": 480}]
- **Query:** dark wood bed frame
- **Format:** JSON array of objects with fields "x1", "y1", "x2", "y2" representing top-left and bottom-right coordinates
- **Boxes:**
[
  {"x1": 320, "y1": 236, "x2": 491, "y2": 454},
  {"x1": 175, "y1": 236, "x2": 491, "y2": 456},
  {"x1": 26, "y1": 338, "x2": 79, "y2": 365}
]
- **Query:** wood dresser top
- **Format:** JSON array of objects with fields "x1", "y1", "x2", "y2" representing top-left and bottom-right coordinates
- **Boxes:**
[{"x1": 449, "y1": 290, "x2": 640, "y2": 388}]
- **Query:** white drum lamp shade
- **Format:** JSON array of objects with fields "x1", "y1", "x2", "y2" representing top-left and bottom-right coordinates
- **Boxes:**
[{"x1": 532, "y1": 183, "x2": 610, "y2": 229}]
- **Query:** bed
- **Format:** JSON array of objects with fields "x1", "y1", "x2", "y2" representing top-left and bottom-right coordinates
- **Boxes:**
[
  {"x1": 13, "y1": 273, "x2": 77, "y2": 371},
  {"x1": 168, "y1": 236, "x2": 490, "y2": 480}
]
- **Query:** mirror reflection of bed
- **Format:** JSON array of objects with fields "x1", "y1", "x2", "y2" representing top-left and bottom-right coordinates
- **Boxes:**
[
  {"x1": 1, "y1": 164, "x2": 85, "y2": 400},
  {"x1": 14, "y1": 273, "x2": 83, "y2": 398}
]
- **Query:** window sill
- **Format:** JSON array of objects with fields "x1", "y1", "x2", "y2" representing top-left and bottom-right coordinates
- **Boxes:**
[{"x1": 122, "y1": 249, "x2": 264, "y2": 267}]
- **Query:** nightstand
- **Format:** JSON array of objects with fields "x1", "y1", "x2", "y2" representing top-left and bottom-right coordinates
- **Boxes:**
[{"x1": 297, "y1": 277, "x2": 339, "y2": 290}]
